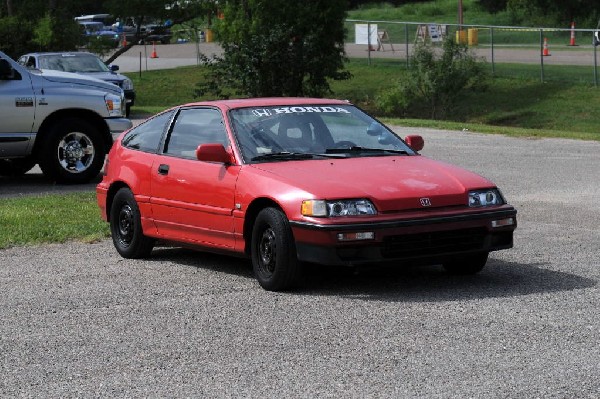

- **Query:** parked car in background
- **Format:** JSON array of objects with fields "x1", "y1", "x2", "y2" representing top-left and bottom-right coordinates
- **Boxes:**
[
  {"x1": 18, "y1": 52, "x2": 135, "y2": 116},
  {"x1": 139, "y1": 24, "x2": 172, "y2": 44},
  {"x1": 78, "y1": 21, "x2": 120, "y2": 48},
  {"x1": 97, "y1": 97, "x2": 517, "y2": 291}
]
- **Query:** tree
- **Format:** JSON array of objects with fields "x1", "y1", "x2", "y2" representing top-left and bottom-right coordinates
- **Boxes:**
[
  {"x1": 198, "y1": 0, "x2": 351, "y2": 98},
  {"x1": 507, "y1": 0, "x2": 599, "y2": 27}
]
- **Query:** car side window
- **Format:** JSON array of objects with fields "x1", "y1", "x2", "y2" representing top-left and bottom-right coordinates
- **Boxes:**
[
  {"x1": 164, "y1": 108, "x2": 228, "y2": 158},
  {"x1": 122, "y1": 110, "x2": 173, "y2": 152}
]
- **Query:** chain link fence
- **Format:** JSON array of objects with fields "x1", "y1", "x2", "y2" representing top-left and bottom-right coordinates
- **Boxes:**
[{"x1": 345, "y1": 19, "x2": 600, "y2": 86}]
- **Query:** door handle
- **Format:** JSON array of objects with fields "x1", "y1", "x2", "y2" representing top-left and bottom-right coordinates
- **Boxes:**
[{"x1": 158, "y1": 164, "x2": 170, "y2": 175}]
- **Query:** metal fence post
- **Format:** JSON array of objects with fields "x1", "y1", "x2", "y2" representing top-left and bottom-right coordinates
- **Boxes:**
[
  {"x1": 367, "y1": 22, "x2": 372, "y2": 66},
  {"x1": 405, "y1": 23, "x2": 409, "y2": 68},
  {"x1": 491, "y1": 27, "x2": 495, "y2": 76},
  {"x1": 594, "y1": 43, "x2": 598, "y2": 87}
]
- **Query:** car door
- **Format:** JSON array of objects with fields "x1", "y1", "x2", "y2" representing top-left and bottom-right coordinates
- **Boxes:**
[
  {"x1": 0, "y1": 58, "x2": 35, "y2": 157},
  {"x1": 150, "y1": 107, "x2": 241, "y2": 249}
]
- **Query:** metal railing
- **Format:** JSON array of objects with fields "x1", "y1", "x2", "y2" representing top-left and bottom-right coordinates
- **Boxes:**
[{"x1": 345, "y1": 19, "x2": 600, "y2": 86}]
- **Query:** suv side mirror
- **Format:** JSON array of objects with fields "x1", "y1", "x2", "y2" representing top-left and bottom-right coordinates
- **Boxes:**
[
  {"x1": 109, "y1": 64, "x2": 119, "y2": 72},
  {"x1": 0, "y1": 59, "x2": 13, "y2": 79}
]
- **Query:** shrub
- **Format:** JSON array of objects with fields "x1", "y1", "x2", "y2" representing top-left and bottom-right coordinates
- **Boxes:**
[{"x1": 376, "y1": 39, "x2": 489, "y2": 119}]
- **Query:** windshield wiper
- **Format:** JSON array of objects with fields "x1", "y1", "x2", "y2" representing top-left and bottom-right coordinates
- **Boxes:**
[
  {"x1": 251, "y1": 152, "x2": 315, "y2": 162},
  {"x1": 325, "y1": 146, "x2": 409, "y2": 155}
]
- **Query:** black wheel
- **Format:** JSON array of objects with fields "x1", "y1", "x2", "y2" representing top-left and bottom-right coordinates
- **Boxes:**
[
  {"x1": 443, "y1": 252, "x2": 489, "y2": 275},
  {"x1": 251, "y1": 207, "x2": 301, "y2": 291},
  {"x1": 0, "y1": 158, "x2": 36, "y2": 176},
  {"x1": 38, "y1": 118, "x2": 106, "y2": 184},
  {"x1": 109, "y1": 188, "x2": 155, "y2": 258}
]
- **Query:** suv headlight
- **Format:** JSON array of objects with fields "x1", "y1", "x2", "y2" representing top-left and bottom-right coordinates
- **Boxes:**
[
  {"x1": 468, "y1": 189, "x2": 505, "y2": 207},
  {"x1": 301, "y1": 199, "x2": 377, "y2": 217},
  {"x1": 122, "y1": 78, "x2": 133, "y2": 91},
  {"x1": 105, "y1": 93, "x2": 124, "y2": 117}
]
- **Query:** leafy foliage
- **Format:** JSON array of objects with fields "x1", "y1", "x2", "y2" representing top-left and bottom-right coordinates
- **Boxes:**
[
  {"x1": 0, "y1": 16, "x2": 34, "y2": 58},
  {"x1": 196, "y1": 0, "x2": 351, "y2": 98},
  {"x1": 377, "y1": 39, "x2": 488, "y2": 119}
]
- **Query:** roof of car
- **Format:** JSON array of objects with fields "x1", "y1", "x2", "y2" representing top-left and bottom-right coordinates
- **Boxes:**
[
  {"x1": 179, "y1": 97, "x2": 351, "y2": 110},
  {"x1": 23, "y1": 52, "x2": 96, "y2": 58}
]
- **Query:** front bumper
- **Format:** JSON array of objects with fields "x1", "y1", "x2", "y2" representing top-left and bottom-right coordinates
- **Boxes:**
[
  {"x1": 290, "y1": 207, "x2": 517, "y2": 266},
  {"x1": 124, "y1": 90, "x2": 135, "y2": 106},
  {"x1": 105, "y1": 117, "x2": 133, "y2": 140}
]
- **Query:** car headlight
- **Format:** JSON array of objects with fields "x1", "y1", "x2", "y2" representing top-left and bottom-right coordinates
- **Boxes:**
[
  {"x1": 105, "y1": 93, "x2": 124, "y2": 117},
  {"x1": 468, "y1": 189, "x2": 505, "y2": 207},
  {"x1": 122, "y1": 78, "x2": 133, "y2": 91},
  {"x1": 301, "y1": 199, "x2": 377, "y2": 217}
]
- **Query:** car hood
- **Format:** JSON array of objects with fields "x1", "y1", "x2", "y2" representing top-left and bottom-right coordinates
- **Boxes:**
[
  {"x1": 34, "y1": 69, "x2": 122, "y2": 95},
  {"x1": 76, "y1": 71, "x2": 125, "y2": 84},
  {"x1": 250, "y1": 156, "x2": 496, "y2": 211}
]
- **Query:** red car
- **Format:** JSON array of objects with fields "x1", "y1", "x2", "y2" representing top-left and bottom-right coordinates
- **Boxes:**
[{"x1": 97, "y1": 98, "x2": 517, "y2": 291}]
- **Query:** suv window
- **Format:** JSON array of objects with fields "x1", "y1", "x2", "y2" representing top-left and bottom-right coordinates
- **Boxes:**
[{"x1": 122, "y1": 110, "x2": 174, "y2": 152}]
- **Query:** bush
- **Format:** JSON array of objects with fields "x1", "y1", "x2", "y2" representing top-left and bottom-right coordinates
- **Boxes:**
[{"x1": 376, "y1": 39, "x2": 489, "y2": 119}]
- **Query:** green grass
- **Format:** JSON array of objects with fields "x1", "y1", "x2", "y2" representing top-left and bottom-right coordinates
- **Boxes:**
[{"x1": 0, "y1": 192, "x2": 110, "y2": 249}]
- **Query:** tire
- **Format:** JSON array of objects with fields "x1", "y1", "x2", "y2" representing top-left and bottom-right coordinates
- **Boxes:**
[
  {"x1": 251, "y1": 207, "x2": 302, "y2": 291},
  {"x1": 38, "y1": 118, "x2": 106, "y2": 184},
  {"x1": 0, "y1": 158, "x2": 36, "y2": 176},
  {"x1": 443, "y1": 252, "x2": 489, "y2": 275},
  {"x1": 125, "y1": 104, "x2": 131, "y2": 118},
  {"x1": 109, "y1": 188, "x2": 155, "y2": 258}
]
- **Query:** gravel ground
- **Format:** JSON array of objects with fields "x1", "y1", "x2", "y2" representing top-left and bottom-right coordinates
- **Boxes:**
[{"x1": 1, "y1": 129, "x2": 599, "y2": 397}]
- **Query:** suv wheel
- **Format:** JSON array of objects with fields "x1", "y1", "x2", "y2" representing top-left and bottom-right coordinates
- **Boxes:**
[{"x1": 38, "y1": 118, "x2": 106, "y2": 184}]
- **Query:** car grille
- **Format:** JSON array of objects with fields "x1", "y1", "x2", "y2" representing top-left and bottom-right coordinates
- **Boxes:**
[{"x1": 381, "y1": 228, "x2": 486, "y2": 258}]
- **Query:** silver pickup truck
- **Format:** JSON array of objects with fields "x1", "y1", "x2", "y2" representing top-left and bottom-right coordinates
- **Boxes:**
[{"x1": 0, "y1": 51, "x2": 132, "y2": 184}]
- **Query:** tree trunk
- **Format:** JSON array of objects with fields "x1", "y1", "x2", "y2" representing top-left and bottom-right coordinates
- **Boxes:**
[{"x1": 6, "y1": 0, "x2": 13, "y2": 16}]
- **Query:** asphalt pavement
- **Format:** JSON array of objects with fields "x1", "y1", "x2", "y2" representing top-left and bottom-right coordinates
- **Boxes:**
[{"x1": 1, "y1": 128, "x2": 599, "y2": 397}]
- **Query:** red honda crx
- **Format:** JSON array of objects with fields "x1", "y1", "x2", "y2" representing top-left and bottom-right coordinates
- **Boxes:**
[{"x1": 97, "y1": 98, "x2": 517, "y2": 291}]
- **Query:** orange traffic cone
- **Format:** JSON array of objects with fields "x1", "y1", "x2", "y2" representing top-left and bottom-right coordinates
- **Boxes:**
[
  {"x1": 568, "y1": 21, "x2": 578, "y2": 46},
  {"x1": 121, "y1": 33, "x2": 127, "y2": 47},
  {"x1": 542, "y1": 37, "x2": 551, "y2": 56},
  {"x1": 150, "y1": 42, "x2": 159, "y2": 58}
]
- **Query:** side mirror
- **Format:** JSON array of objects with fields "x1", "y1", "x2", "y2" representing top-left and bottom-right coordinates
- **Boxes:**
[
  {"x1": 109, "y1": 64, "x2": 119, "y2": 72},
  {"x1": 0, "y1": 59, "x2": 13, "y2": 79},
  {"x1": 196, "y1": 143, "x2": 233, "y2": 164},
  {"x1": 405, "y1": 135, "x2": 424, "y2": 151}
]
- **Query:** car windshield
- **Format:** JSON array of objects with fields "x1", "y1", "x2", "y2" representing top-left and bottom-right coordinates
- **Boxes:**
[
  {"x1": 229, "y1": 104, "x2": 415, "y2": 163},
  {"x1": 38, "y1": 54, "x2": 110, "y2": 73}
]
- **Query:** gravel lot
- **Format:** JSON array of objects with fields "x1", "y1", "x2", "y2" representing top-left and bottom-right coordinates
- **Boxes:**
[{"x1": 1, "y1": 128, "x2": 599, "y2": 397}]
